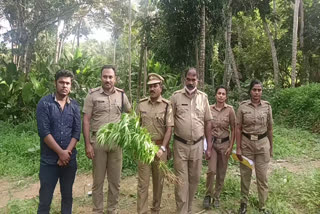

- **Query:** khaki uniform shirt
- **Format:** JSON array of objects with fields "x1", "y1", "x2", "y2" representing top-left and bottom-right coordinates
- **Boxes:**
[
  {"x1": 83, "y1": 87, "x2": 131, "y2": 131},
  {"x1": 210, "y1": 103, "x2": 236, "y2": 138},
  {"x1": 170, "y1": 88, "x2": 212, "y2": 141},
  {"x1": 137, "y1": 96, "x2": 174, "y2": 141},
  {"x1": 236, "y1": 100, "x2": 273, "y2": 135}
]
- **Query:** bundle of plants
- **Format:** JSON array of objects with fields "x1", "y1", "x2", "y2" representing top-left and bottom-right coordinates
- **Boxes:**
[{"x1": 97, "y1": 111, "x2": 180, "y2": 184}]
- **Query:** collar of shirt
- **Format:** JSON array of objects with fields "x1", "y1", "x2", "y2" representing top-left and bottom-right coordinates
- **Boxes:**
[
  {"x1": 248, "y1": 99, "x2": 262, "y2": 107},
  {"x1": 99, "y1": 87, "x2": 116, "y2": 95},
  {"x1": 53, "y1": 93, "x2": 71, "y2": 104},
  {"x1": 182, "y1": 87, "x2": 198, "y2": 96},
  {"x1": 212, "y1": 103, "x2": 227, "y2": 111},
  {"x1": 147, "y1": 95, "x2": 163, "y2": 104}
]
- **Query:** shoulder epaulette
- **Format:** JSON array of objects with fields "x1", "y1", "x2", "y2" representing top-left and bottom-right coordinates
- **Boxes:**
[
  {"x1": 225, "y1": 104, "x2": 234, "y2": 109},
  {"x1": 162, "y1": 98, "x2": 170, "y2": 104},
  {"x1": 240, "y1": 100, "x2": 250, "y2": 105},
  {"x1": 115, "y1": 87, "x2": 124, "y2": 93},
  {"x1": 89, "y1": 87, "x2": 100, "y2": 94},
  {"x1": 173, "y1": 89, "x2": 183, "y2": 95},
  {"x1": 262, "y1": 100, "x2": 271, "y2": 105},
  {"x1": 197, "y1": 90, "x2": 208, "y2": 97},
  {"x1": 139, "y1": 97, "x2": 148, "y2": 103}
]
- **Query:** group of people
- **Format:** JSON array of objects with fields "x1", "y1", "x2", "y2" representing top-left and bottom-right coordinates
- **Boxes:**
[{"x1": 36, "y1": 65, "x2": 273, "y2": 214}]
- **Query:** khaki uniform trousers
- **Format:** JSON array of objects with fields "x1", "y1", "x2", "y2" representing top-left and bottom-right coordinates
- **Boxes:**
[
  {"x1": 137, "y1": 150, "x2": 167, "y2": 214},
  {"x1": 205, "y1": 140, "x2": 230, "y2": 200},
  {"x1": 92, "y1": 135, "x2": 122, "y2": 214},
  {"x1": 240, "y1": 135, "x2": 270, "y2": 209},
  {"x1": 173, "y1": 140, "x2": 203, "y2": 214}
]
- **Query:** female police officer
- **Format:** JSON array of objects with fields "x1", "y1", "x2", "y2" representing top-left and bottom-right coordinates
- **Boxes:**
[
  {"x1": 236, "y1": 80, "x2": 273, "y2": 214},
  {"x1": 203, "y1": 86, "x2": 236, "y2": 209}
]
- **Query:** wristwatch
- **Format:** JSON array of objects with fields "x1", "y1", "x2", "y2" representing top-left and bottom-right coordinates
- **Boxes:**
[{"x1": 160, "y1": 146, "x2": 166, "y2": 152}]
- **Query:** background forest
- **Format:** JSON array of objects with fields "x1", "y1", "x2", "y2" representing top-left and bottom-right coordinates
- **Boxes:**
[
  {"x1": 0, "y1": 0, "x2": 320, "y2": 121},
  {"x1": 0, "y1": 0, "x2": 320, "y2": 213}
]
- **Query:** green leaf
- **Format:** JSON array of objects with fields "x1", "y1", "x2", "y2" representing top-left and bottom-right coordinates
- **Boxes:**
[{"x1": 22, "y1": 82, "x2": 34, "y2": 104}]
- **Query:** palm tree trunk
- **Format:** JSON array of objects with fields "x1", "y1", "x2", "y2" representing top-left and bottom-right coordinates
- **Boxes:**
[
  {"x1": 143, "y1": 47, "x2": 148, "y2": 97},
  {"x1": 299, "y1": 0, "x2": 304, "y2": 49},
  {"x1": 137, "y1": 34, "x2": 145, "y2": 101},
  {"x1": 223, "y1": 0, "x2": 232, "y2": 88},
  {"x1": 273, "y1": 0, "x2": 278, "y2": 45},
  {"x1": 195, "y1": 41, "x2": 199, "y2": 71},
  {"x1": 55, "y1": 19, "x2": 61, "y2": 63},
  {"x1": 229, "y1": 47, "x2": 241, "y2": 89},
  {"x1": 262, "y1": 18, "x2": 280, "y2": 87},
  {"x1": 128, "y1": 0, "x2": 132, "y2": 103},
  {"x1": 113, "y1": 40, "x2": 117, "y2": 65},
  {"x1": 198, "y1": 4, "x2": 206, "y2": 89},
  {"x1": 291, "y1": 0, "x2": 300, "y2": 87}
]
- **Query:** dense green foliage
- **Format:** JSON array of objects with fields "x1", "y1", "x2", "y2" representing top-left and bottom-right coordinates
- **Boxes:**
[
  {"x1": 97, "y1": 111, "x2": 158, "y2": 164},
  {"x1": 271, "y1": 83, "x2": 320, "y2": 133}
]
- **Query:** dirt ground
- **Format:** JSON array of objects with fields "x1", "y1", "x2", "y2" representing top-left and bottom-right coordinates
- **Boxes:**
[{"x1": 1, "y1": 159, "x2": 319, "y2": 214}]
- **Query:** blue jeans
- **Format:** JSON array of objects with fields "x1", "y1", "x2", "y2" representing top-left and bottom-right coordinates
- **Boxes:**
[{"x1": 37, "y1": 159, "x2": 77, "y2": 214}]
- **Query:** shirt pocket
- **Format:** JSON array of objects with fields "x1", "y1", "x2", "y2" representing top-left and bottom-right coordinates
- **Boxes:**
[
  {"x1": 111, "y1": 103, "x2": 122, "y2": 116},
  {"x1": 195, "y1": 106, "x2": 204, "y2": 119},
  {"x1": 176, "y1": 104, "x2": 188, "y2": 117},
  {"x1": 155, "y1": 111, "x2": 166, "y2": 128},
  {"x1": 94, "y1": 99, "x2": 108, "y2": 112},
  {"x1": 140, "y1": 111, "x2": 150, "y2": 126},
  {"x1": 242, "y1": 110, "x2": 255, "y2": 125},
  {"x1": 220, "y1": 116, "x2": 229, "y2": 128},
  {"x1": 259, "y1": 111, "x2": 268, "y2": 127}
]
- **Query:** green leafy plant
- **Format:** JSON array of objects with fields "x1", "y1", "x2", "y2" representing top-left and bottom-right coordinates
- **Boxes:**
[
  {"x1": 97, "y1": 112, "x2": 158, "y2": 164},
  {"x1": 96, "y1": 110, "x2": 179, "y2": 184}
]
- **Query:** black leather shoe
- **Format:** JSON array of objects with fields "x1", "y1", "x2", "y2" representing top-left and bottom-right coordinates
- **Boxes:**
[
  {"x1": 203, "y1": 195, "x2": 211, "y2": 209},
  {"x1": 213, "y1": 199, "x2": 219, "y2": 208},
  {"x1": 238, "y1": 203, "x2": 247, "y2": 214}
]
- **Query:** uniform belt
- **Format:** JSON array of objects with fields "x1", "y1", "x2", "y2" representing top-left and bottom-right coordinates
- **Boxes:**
[
  {"x1": 174, "y1": 134, "x2": 203, "y2": 145},
  {"x1": 242, "y1": 132, "x2": 267, "y2": 141},
  {"x1": 213, "y1": 136, "x2": 229, "y2": 144}
]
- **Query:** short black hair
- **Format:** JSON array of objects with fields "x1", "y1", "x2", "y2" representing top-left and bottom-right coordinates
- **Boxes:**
[
  {"x1": 248, "y1": 79, "x2": 262, "y2": 95},
  {"x1": 101, "y1": 65, "x2": 116, "y2": 76},
  {"x1": 55, "y1": 70, "x2": 74, "y2": 81},
  {"x1": 215, "y1": 85, "x2": 227, "y2": 95},
  {"x1": 184, "y1": 67, "x2": 199, "y2": 78}
]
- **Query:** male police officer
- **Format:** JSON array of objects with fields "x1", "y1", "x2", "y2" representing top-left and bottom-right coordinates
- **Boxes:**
[
  {"x1": 170, "y1": 68, "x2": 213, "y2": 214},
  {"x1": 136, "y1": 73, "x2": 173, "y2": 214},
  {"x1": 83, "y1": 65, "x2": 131, "y2": 214}
]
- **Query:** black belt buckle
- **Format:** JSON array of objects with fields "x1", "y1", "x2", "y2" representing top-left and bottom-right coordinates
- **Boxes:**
[
  {"x1": 174, "y1": 134, "x2": 202, "y2": 145},
  {"x1": 213, "y1": 136, "x2": 229, "y2": 144},
  {"x1": 242, "y1": 132, "x2": 267, "y2": 141}
]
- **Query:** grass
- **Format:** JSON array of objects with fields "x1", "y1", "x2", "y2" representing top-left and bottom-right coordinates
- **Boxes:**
[
  {"x1": 273, "y1": 125, "x2": 320, "y2": 160},
  {"x1": 0, "y1": 120, "x2": 92, "y2": 179},
  {"x1": 0, "y1": 120, "x2": 137, "y2": 179},
  {"x1": 1, "y1": 120, "x2": 320, "y2": 213},
  {"x1": 196, "y1": 165, "x2": 320, "y2": 214}
]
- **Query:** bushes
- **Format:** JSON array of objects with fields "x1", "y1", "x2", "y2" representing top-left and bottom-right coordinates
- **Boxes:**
[{"x1": 271, "y1": 83, "x2": 320, "y2": 133}]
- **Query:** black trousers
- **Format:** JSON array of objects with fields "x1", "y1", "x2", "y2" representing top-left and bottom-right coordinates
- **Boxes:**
[{"x1": 37, "y1": 159, "x2": 77, "y2": 214}]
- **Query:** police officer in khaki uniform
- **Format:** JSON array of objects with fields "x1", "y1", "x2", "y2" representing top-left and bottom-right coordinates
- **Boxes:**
[
  {"x1": 82, "y1": 65, "x2": 131, "y2": 214},
  {"x1": 170, "y1": 68, "x2": 213, "y2": 214},
  {"x1": 136, "y1": 73, "x2": 174, "y2": 214},
  {"x1": 203, "y1": 86, "x2": 236, "y2": 209},
  {"x1": 236, "y1": 80, "x2": 273, "y2": 214}
]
